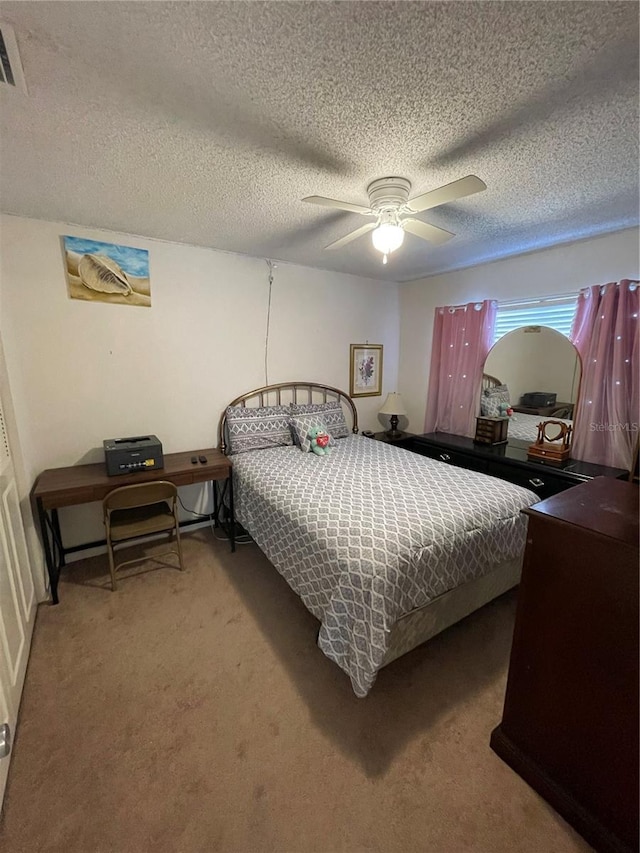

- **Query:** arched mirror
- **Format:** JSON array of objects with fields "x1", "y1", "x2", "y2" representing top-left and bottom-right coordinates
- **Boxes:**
[{"x1": 482, "y1": 326, "x2": 581, "y2": 444}]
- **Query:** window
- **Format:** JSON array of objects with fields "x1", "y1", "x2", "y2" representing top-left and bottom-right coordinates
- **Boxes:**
[{"x1": 493, "y1": 293, "x2": 578, "y2": 344}]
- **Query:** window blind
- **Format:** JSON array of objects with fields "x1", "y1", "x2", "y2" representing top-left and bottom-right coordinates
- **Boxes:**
[{"x1": 493, "y1": 294, "x2": 578, "y2": 344}]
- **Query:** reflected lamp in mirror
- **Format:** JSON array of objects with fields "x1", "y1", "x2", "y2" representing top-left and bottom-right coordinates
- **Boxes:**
[{"x1": 379, "y1": 392, "x2": 407, "y2": 438}]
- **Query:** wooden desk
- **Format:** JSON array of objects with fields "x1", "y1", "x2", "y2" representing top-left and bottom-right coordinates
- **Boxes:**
[{"x1": 32, "y1": 448, "x2": 234, "y2": 604}]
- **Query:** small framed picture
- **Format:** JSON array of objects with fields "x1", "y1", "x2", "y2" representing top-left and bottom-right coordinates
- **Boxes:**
[{"x1": 349, "y1": 344, "x2": 383, "y2": 397}]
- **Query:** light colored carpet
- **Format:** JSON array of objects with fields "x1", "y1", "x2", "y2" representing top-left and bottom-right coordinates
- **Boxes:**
[{"x1": 0, "y1": 529, "x2": 591, "y2": 853}]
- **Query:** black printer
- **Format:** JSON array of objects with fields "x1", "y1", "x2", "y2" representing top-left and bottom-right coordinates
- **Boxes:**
[
  {"x1": 520, "y1": 392, "x2": 557, "y2": 408},
  {"x1": 103, "y1": 435, "x2": 164, "y2": 476}
]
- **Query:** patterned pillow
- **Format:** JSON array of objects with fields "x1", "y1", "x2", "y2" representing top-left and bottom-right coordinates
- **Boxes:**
[
  {"x1": 289, "y1": 402, "x2": 349, "y2": 440},
  {"x1": 225, "y1": 405, "x2": 293, "y2": 454},
  {"x1": 481, "y1": 384, "x2": 511, "y2": 417},
  {"x1": 290, "y1": 414, "x2": 336, "y2": 453}
]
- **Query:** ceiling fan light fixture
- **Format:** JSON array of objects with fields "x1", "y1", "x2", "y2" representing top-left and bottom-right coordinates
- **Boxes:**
[
  {"x1": 371, "y1": 222, "x2": 404, "y2": 257},
  {"x1": 305, "y1": 174, "x2": 485, "y2": 257}
]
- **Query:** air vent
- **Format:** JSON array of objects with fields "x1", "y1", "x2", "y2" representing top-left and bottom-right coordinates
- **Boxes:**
[{"x1": 0, "y1": 23, "x2": 27, "y2": 94}]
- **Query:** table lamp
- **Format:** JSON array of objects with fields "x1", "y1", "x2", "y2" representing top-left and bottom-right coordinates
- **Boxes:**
[{"x1": 379, "y1": 392, "x2": 407, "y2": 438}]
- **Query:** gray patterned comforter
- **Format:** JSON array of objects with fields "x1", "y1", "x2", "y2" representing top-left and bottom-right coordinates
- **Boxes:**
[
  {"x1": 507, "y1": 412, "x2": 573, "y2": 443},
  {"x1": 232, "y1": 436, "x2": 537, "y2": 697}
]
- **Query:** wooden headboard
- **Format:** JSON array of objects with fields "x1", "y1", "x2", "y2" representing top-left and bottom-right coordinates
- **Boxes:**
[{"x1": 218, "y1": 381, "x2": 359, "y2": 455}]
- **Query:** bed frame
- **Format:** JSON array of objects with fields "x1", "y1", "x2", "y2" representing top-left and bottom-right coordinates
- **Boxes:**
[
  {"x1": 219, "y1": 381, "x2": 359, "y2": 456},
  {"x1": 219, "y1": 381, "x2": 522, "y2": 675},
  {"x1": 482, "y1": 373, "x2": 503, "y2": 392}
]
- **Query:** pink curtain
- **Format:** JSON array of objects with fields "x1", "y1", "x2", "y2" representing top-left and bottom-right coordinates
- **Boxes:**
[
  {"x1": 424, "y1": 299, "x2": 497, "y2": 437},
  {"x1": 570, "y1": 280, "x2": 639, "y2": 470}
]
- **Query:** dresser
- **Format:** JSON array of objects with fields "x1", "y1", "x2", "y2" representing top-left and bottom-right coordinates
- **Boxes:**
[
  {"x1": 490, "y1": 478, "x2": 639, "y2": 853},
  {"x1": 395, "y1": 432, "x2": 628, "y2": 499}
]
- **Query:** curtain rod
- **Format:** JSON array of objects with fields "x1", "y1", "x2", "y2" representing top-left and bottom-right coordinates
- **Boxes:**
[
  {"x1": 501, "y1": 281, "x2": 639, "y2": 308},
  {"x1": 498, "y1": 291, "x2": 579, "y2": 308}
]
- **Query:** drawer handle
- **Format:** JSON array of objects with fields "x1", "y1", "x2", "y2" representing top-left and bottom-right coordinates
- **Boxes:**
[
  {"x1": 528, "y1": 478, "x2": 545, "y2": 488},
  {"x1": 439, "y1": 453, "x2": 451, "y2": 462}
]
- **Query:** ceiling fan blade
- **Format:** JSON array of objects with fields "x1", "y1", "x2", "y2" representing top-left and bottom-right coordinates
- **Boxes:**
[
  {"x1": 406, "y1": 175, "x2": 487, "y2": 213},
  {"x1": 325, "y1": 222, "x2": 377, "y2": 250},
  {"x1": 403, "y1": 218, "x2": 455, "y2": 246},
  {"x1": 302, "y1": 195, "x2": 373, "y2": 215}
]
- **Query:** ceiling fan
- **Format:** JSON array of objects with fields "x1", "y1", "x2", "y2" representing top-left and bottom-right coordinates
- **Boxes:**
[{"x1": 302, "y1": 175, "x2": 486, "y2": 264}]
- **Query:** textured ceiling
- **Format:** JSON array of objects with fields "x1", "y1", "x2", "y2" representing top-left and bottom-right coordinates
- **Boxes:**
[{"x1": 0, "y1": 1, "x2": 638, "y2": 282}]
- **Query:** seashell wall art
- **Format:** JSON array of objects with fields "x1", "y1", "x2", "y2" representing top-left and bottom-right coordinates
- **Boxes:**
[{"x1": 62, "y1": 236, "x2": 151, "y2": 307}]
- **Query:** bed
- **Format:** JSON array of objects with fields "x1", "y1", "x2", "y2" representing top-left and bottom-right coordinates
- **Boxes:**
[
  {"x1": 220, "y1": 382, "x2": 539, "y2": 697},
  {"x1": 482, "y1": 374, "x2": 574, "y2": 444},
  {"x1": 505, "y1": 411, "x2": 573, "y2": 442}
]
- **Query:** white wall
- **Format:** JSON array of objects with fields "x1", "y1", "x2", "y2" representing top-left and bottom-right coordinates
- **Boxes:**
[
  {"x1": 4, "y1": 216, "x2": 638, "y2": 588},
  {"x1": 0, "y1": 214, "x2": 400, "y2": 574},
  {"x1": 399, "y1": 228, "x2": 640, "y2": 432}
]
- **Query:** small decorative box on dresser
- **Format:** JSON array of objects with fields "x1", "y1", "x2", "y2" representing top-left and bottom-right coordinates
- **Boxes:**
[
  {"x1": 474, "y1": 416, "x2": 508, "y2": 445},
  {"x1": 490, "y1": 477, "x2": 639, "y2": 853}
]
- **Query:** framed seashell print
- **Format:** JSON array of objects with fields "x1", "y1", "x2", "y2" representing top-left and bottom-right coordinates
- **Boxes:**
[{"x1": 62, "y1": 236, "x2": 151, "y2": 307}]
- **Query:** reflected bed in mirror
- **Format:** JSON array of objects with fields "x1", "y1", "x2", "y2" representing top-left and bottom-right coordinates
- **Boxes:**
[{"x1": 482, "y1": 326, "x2": 581, "y2": 444}]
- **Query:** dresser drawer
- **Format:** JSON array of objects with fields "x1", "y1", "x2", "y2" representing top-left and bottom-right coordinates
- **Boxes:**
[
  {"x1": 408, "y1": 441, "x2": 489, "y2": 474},
  {"x1": 487, "y1": 461, "x2": 574, "y2": 498}
]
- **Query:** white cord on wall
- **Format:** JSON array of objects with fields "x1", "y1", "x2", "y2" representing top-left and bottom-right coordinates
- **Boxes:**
[{"x1": 264, "y1": 259, "x2": 276, "y2": 386}]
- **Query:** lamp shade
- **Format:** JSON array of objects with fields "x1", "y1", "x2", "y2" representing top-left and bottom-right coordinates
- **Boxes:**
[{"x1": 379, "y1": 392, "x2": 407, "y2": 416}]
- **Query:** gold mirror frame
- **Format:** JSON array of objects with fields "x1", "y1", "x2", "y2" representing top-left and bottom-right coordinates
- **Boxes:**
[{"x1": 483, "y1": 325, "x2": 582, "y2": 426}]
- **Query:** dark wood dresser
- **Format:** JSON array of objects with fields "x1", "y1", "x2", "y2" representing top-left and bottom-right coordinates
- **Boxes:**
[
  {"x1": 490, "y1": 477, "x2": 639, "y2": 853},
  {"x1": 396, "y1": 432, "x2": 628, "y2": 499}
]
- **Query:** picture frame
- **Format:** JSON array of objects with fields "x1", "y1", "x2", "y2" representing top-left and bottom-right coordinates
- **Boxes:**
[
  {"x1": 349, "y1": 344, "x2": 383, "y2": 397},
  {"x1": 62, "y1": 236, "x2": 151, "y2": 307}
]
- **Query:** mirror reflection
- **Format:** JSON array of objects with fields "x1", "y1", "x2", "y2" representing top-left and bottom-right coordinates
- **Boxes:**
[
  {"x1": 542, "y1": 421, "x2": 567, "y2": 442},
  {"x1": 483, "y1": 326, "x2": 581, "y2": 444}
]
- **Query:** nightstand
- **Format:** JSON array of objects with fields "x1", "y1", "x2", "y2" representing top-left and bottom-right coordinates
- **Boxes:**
[{"x1": 372, "y1": 431, "x2": 413, "y2": 444}]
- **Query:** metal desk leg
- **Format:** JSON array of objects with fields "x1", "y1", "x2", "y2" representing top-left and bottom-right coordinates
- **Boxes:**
[
  {"x1": 212, "y1": 478, "x2": 219, "y2": 528},
  {"x1": 51, "y1": 509, "x2": 65, "y2": 567},
  {"x1": 36, "y1": 498, "x2": 60, "y2": 605},
  {"x1": 228, "y1": 473, "x2": 235, "y2": 553}
]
